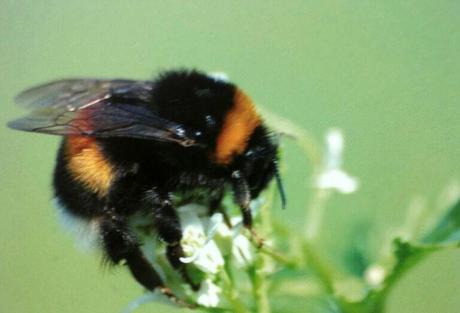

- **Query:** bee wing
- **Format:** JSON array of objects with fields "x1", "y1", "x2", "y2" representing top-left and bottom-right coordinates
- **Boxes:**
[
  {"x1": 8, "y1": 79, "x2": 199, "y2": 147},
  {"x1": 14, "y1": 79, "x2": 153, "y2": 108}
]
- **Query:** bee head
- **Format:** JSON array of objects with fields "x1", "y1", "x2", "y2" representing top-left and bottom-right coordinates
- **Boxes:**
[{"x1": 233, "y1": 126, "x2": 278, "y2": 199}]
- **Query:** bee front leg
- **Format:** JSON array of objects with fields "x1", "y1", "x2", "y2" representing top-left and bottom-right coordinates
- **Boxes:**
[
  {"x1": 230, "y1": 170, "x2": 264, "y2": 247},
  {"x1": 209, "y1": 187, "x2": 224, "y2": 216},
  {"x1": 230, "y1": 170, "x2": 252, "y2": 226},
  {"x1": 99, "y1": 211, "x2": 194, "y2": 307},
  {"x1": 149, "y1": 194, "x2": 200, "y2": 291},
  {"x1": 207, "y1": 187, "x2": 232, "y2": 228}
]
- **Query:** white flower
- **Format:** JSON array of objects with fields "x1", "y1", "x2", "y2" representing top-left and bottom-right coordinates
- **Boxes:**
[
  {"x1": 196, "y1": 279, "x2": 222, "y2": 307},
  {"x1": 232, "y1": 234, "x2": 253, "y2": 268},
  {"x1": 316, "y1": 128, "x2": 359, "y2": 194},
  {"x1": 217, "y1": 216, "x2": 254, "y2": 268},
  {"x1": 178, "y1": 204, "x2": 224, "y2": 274},
  {"x1": 364, "y1": 264, "x2": 386, "y2": 287},
  {"x1": 317, "y1": 169, "x2": 358, "y2": 194}
]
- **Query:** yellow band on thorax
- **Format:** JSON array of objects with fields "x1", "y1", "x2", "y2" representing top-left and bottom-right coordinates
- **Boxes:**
[{"x1": 215, "y1": 88, "x2": 260, "y2": 165}]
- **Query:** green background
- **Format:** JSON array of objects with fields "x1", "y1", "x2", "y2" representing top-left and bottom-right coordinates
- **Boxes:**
[{"x1": 1, "y1": 1, "x2": 459, "y2": 312}]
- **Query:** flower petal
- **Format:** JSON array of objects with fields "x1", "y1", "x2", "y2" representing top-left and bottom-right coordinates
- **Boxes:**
[
  {"x1": 196, "y1": 279, "x2": 222, "y2": 308},
  {"x1": 365, "y1": 264, "x2": 386, "y2": 287},
  {"x1": 232, "y1": 234, "x2": 254, "y2": 268},
  {"x1": 179, "y1": 208, "x2": 207, "y2": 259},
  {"x1": 179, "y1": 253, "x2": 200, "y2": 264},
  {"x1": 325, "y1": 128, "x2": 344, "y2": 169},
  {"x1": 207, "y1": 213, "x2": 224, "y2": 239},
  {"x1": 193, "y1": 240, "x2": 224, "y2": 274},
  {"x1": 316, "y1": 169, "x2": 359, "y2": 194}
]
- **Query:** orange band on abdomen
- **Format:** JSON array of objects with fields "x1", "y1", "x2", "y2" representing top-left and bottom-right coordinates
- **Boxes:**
[{"x1": 65, "y1": 136, "x2": 114, "y2": 198}]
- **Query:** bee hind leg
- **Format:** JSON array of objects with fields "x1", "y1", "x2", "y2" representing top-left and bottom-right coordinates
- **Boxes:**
[{"x1": 99, "y1": 212, "x2": 195, "y2": 307}]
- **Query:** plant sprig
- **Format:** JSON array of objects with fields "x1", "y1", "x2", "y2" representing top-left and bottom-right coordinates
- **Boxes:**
[{"x1": 124, "y1": 111, "x2": 460, "y2": 313}]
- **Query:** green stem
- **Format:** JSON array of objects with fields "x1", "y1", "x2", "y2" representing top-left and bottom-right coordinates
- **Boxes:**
[
  {"x1": 366, "y1": 243, "x2": 442, "y2": 312},
  {"x1": 259, "y1": 245, "x2": 298, "y2": 267},
  {"x1": 257, "y1": 110, "x2": 350, "y2": 311},
  {"x1": 251, "y1": 263, "x2": 271, "y2": 313},
  {"x1": 301, "y1": 241, "x2": 335, "y2": 294},
  {"x1": 305, "y1": 189, "x2": 331, "y2": 240},
  {"x1": 250, "y1": 183, "x2": 275, "y2": 313},
  {"x1": 220, "y1": 270, "x2": 250, "y2": 313}
]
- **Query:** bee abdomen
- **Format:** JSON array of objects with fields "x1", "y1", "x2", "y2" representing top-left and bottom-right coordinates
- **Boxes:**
[{"x1": 53, "y1": 137, "x2": 110, "y2": 219}]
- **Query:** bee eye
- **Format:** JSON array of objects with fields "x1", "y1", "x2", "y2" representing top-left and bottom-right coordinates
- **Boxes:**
[
  {"x1": 245, "y1": 146, "x2": 265, "y2": 158},
  {"x1": 245, "y1": 149, "x2": 255, "y2": 157}
]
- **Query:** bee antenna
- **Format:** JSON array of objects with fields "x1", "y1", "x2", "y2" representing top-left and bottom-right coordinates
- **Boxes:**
[{"x1": 274, "y1": 161, "x2": 287, "y2": 210}]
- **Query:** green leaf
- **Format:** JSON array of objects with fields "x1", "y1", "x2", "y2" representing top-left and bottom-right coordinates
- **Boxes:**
[
  {"x1": 339, "y1": 239, "x2": 441, "y2": 313},
  {"x1": 422, "y1": 200, "x2": 460, "y2": 244},
  {"x1": 382, "y1": 199, "x2": 460, "y2": 293},
  {"x1": 386, "y1": 238, "x2": 441, "y2": 287},
  {"x1": 344, "y1": 199, "x2": 460, "y2": 312}
]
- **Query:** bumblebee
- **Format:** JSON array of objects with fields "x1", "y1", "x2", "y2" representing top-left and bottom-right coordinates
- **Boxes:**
[{"x1": 8, "y1": 70, "x2": 285, "y2": 304}]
